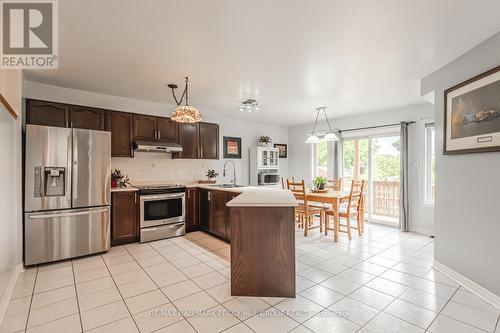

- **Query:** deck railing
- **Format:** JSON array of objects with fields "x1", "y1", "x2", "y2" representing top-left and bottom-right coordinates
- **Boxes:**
[{"x1": 372, "y1": 181, "x2": 400, "y2": 218}]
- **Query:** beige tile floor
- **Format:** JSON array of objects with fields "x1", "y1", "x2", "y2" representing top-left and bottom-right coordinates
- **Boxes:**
[{"x1": 1, "y1": 223, "x2": 499, "y2": 333}]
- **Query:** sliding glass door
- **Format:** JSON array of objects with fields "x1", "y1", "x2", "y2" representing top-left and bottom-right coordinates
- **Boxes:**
[{"x1": 343, "y1": 134, "x2": 401, "y2": 226}]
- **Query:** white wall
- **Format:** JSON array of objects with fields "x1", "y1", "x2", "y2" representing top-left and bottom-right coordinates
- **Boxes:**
[
  {"x1": 421, "y1": 32, "x2": 500, "y2": 296},
  {"x1": 288, "y1": 104, "x2": 435, "y2": 235},
  {"x1": 24, "y1": 81, "x2": 288, "y2": 185},
  {"x1": 0, "y1": 69, "x2": 23, "y2": 316}
]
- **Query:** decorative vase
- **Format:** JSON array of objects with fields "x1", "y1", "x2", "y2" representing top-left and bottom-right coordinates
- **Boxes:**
[{"x1": 111, "y1": 180, "x2": 118, "y2": 188}]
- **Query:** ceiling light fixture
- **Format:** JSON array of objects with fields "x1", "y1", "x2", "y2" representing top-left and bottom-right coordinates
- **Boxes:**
[
  {"x1": 239, "y1": 99, "x2": 260, "y2": 112},
  {"x1": 168, "y1": 77, "x2": 202, "y2": 123},
  {"x1": 305, "y1": 106, "x2": 340, "y2": 143}
]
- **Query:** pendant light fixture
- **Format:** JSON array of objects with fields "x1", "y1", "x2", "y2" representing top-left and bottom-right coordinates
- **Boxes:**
[
  {"x1": 168, "y1": 77, "x2": 202, "y2": 123},
  {"x1": 239, "y1": 99, "x2": 260, "y2": 112},
  {"x1": 305, "y1": 106, "x2": 340, "y2": 143}
]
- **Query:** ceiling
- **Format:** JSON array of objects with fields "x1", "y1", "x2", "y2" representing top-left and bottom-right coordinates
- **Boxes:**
[{"x1": 25, "y1": 0, "x2": 500, "y2": 126}]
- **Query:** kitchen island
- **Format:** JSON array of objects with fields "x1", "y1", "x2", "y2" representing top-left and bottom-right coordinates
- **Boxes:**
[{"x1": 226, "y1": 189, "x2": 297, "y2": 298}]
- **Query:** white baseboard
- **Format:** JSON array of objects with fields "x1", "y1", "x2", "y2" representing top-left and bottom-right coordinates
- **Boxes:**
[
  {"x1": 0, "y1": 264, "x2": 22, "y2": 325},
  {"x1": 433, "y1": 260, "x2": 500, "y2": 310}
]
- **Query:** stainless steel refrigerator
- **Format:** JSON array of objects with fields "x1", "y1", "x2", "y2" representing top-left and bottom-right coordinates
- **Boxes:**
[{"x1": 24, "y1": 125, "x2": 111, "y2": 265}]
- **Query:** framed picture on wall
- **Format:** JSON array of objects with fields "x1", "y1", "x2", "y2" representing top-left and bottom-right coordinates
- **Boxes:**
[
  {"x1": 274, "y1": 143, "x2": 287, "y2": 158},
  {"x1": 444, "y1": 65, "x2": 500, "y2": 154},
  {"x1": 223, "y1": 136, "x2": 242, "y2": 159}
]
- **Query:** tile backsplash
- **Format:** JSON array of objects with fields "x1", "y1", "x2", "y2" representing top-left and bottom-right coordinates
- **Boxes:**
[{"x1": 112, "y1": 152, "x2": 243, "y2": 185}]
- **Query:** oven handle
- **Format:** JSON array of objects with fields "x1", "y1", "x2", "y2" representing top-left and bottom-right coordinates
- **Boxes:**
[{"x1": 140, "y1": 193, "x2": 185, "y2": 201}]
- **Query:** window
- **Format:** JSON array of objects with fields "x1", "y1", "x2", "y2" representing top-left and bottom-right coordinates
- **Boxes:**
[
  {"x1": 342, "y1": 139, "x2": 369, "y2": 191},
  {"x1": 424, "y1": 122, "x2": 435, "y2": 205},
  {"x1": 314, "y1": 140, "x2": 328, "y2": 177}
]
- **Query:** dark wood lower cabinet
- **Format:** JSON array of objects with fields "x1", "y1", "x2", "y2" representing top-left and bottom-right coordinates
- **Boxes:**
[
  {"x1": 230, "y1": 206, "x2": 296, "y2": 297},
  {"x1": 186, "y1": 187, "x2": 199, "y2": 232},
  {"x1": 111, "y1": 190, "x2": 139, "y2": 246},
  {"x1": 197, "y1": 189, "x2": 239, "y2": 241},
  {"x1": 210, "y1": 191, "x2": 228, "y2": 237}
]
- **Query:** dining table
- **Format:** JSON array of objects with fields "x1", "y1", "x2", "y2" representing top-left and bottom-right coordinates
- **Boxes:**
[{"x1": 293, "y1": 189, "x2": 365, "y2": 241}]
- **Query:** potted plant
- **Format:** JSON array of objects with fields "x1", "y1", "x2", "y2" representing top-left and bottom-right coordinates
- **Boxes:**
[
  {"x1": 313, "y1": 176, "x2": 327, "y2": 191},
  {"x1": 206, "y1": 169, "x2": 219, "y2": 181},
  {"x1": 111, "y1": 169, "x2": 131, "y2": 188},
  {"x1": 258, "y1": 136, "x2": 272, "y2": 147}
]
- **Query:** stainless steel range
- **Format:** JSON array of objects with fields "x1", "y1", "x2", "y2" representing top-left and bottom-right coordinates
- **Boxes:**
[{"x1": 135, "y1": 184, "x2": 186, "y2": 242}]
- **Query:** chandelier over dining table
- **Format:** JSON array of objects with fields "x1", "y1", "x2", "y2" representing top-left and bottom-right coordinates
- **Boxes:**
[{"x1": 305, "y1": 106, "x2": 340, "y2": 143}]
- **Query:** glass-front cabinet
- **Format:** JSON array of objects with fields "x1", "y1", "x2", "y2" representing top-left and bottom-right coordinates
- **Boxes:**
[{"x1": 256, "y1": 147, "x2": 279, "y2": 169}]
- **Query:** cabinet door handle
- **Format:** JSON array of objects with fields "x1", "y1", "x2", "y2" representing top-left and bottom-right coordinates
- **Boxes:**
[
  {"x1": 157, "y1": 130, "x2": 161, "y2": 140},
  {"x1": 134, "y1": 192, "x2": 137, "y2": 203}
]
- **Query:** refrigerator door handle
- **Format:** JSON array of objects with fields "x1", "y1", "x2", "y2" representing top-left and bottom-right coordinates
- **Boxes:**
[{"x1": 27, "y1": 208, "x2": 109, "y2": 220}]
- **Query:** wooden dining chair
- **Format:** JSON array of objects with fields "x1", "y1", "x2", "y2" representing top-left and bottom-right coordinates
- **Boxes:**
[
  {"x1": 326, "y1": 178, "x2": 342, "y2": 191},
  {"x1": 324, "y1": 179, "x2": 364, "y2": 240},
  {"x1": 288, "y1": 179, "x2": 326, "y2": 236},
  {"x1": 281, "y1": 177, "x2": 295, "y2": 189}
]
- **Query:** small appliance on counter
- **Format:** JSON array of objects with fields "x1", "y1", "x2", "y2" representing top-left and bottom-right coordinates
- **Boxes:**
[
  {"x1": 24, "y1": 125, "x2": 111, "y2": 265},
  {"x1": 134, "y1": 184, "x2": 186, "y2": 242}
]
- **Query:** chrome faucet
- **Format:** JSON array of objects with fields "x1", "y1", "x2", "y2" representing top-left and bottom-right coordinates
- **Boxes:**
[{"x1": 223, "y1": 160, "x2": 237, "y2": 185}]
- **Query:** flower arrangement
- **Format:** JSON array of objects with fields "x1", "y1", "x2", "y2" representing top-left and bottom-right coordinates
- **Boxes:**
[
  {"x1": 111, "y1": 169, "x2": 131, "y2": 188},
  {"x1": 206, "y1": 169, "x2": 219, "y2": 180}
]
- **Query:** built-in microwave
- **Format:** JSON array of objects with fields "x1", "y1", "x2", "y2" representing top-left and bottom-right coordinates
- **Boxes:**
[{"x1": 258, "y1": 172, "x2": 280, "y2": 186}]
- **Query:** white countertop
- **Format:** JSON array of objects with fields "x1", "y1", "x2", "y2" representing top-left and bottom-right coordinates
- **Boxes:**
[
  {"x1": 226, "y1": 189, "x2": 298, "y2": 207},
  {"x1": 195, "y1": 184, "x2": 261, "y2": 193},
  {"x1": 111, "y1": 186, "x2": 138, "y2": 192}
]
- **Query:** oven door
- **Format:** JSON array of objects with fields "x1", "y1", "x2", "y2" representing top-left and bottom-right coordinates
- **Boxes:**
[{"x1": 140, "y1": 193, "x2": 185, "y2": 228}]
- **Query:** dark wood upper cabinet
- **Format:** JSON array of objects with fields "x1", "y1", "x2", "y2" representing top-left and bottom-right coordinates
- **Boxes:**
[
  {"x1": 26, "y1": 99, "x2": 69, "y2": 128},
  {"x1": 69, "y1": 106, "x2": 105, "y2": 130},
  {"x1": 26, "y1": 99, "x2": 219, "y2": 160},
  {"x1": 106, "y1": 111, "x2": 134, "y2": 157},
  {"x1": 174, "y1": 123, "x2": 199, "y2": 159},
  {"x1": 199, "y1": 122, "x2": 219, "y2": 159},
  {"x1": 111, "y1": 190, "x2": 139, "y2": 246},
  {"x1": 157, "y1": 117, "x2": 179, "y2": 142},
  {"x1": 134, "y1": 114, "x2": 157, "y2": 140}
]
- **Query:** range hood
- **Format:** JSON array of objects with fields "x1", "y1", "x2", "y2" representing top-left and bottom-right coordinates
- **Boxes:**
[{"x1": 133, "y1": 140, "x2": 183, "y2": 153}]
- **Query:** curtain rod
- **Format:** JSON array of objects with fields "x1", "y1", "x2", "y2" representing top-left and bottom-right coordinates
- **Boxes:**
[{"x1": 339, "y1": 121, "x2": 415, "y2": 133}]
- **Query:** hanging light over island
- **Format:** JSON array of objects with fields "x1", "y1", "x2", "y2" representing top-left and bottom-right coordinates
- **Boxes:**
[{"x1": 167, "y1": 77, "x2": 202, "y2": 123}]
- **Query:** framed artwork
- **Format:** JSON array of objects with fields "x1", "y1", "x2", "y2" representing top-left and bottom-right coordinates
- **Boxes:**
[
  {"x1": 444, "y1": 65, "x2": 500, "y2": 154},
  {"x1": 223, "y1": 136, "x2": 242, "y2": 159},
  {"x1": 274, "y1": 143, "x2": 287, "y2": 158}
]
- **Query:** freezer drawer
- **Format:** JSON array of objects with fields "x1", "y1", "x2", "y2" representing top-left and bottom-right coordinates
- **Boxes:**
[
  {"x1": 25, "y1": 207, "x2": 110, "y2": 265},
  {"x1": 140, "y1": 222, "x2": 185, "y2": 243}
]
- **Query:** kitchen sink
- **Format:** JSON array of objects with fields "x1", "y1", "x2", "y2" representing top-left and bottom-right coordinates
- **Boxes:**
[{"x1": 208, "y1": 184, "x2": 245, "y2": 188}]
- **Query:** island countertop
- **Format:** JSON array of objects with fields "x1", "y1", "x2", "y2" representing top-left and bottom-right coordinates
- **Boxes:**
[{"x1": 226, "y1": 189, "x2": 298, "y2": 207}]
